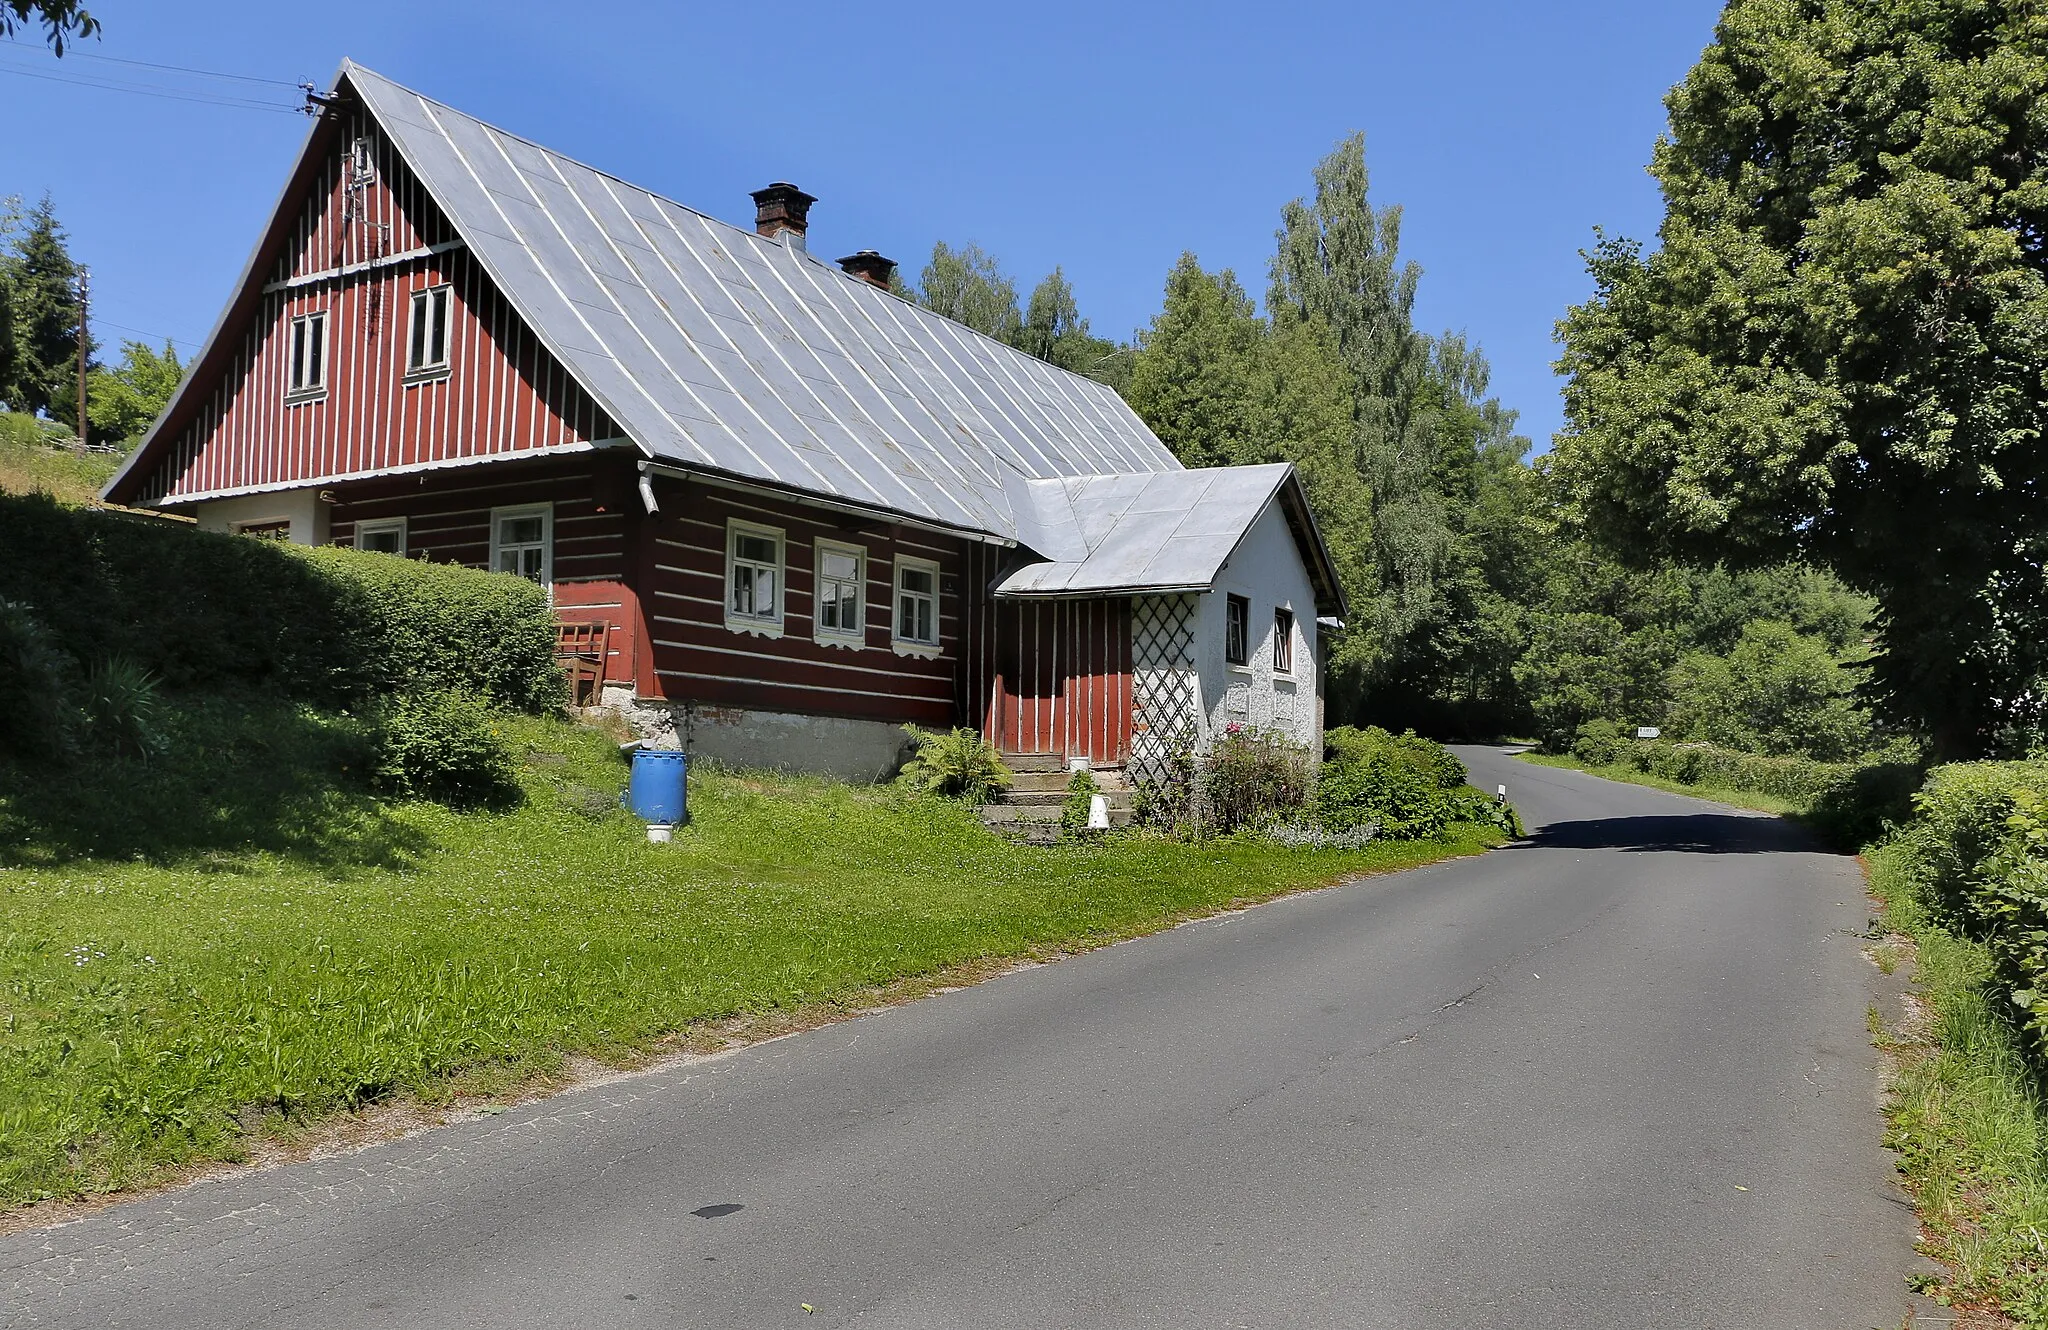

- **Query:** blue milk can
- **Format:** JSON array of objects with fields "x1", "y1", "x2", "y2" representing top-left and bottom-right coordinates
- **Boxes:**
[{"x1": 627, "y1": 749, "x2": 688, "y2": 827}]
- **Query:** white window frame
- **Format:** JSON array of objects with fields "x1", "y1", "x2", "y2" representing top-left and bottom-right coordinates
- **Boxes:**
[
  {"x1": 1273, "y1": 606, "x2": 1295, "y2": 676},
  {"x1": 489, "y1": 503, "x2": 553, "y2": 589},
  {"x1": 285, "y1": 311, "x2": 327, "y2": 401},
  {"x1": 354, "y1": 516, "x2": 407, "y2": 557},
  {"x1": 812, "y1": 538, "x2": 867, "y2": 648},
  {"x1": 725, "y1": 518, "x2": 785, "y2": 637},
  {"x1": 892, "y1": 555, "x2": 941, "y2": 657},
  {"x1": 406, "y1": 284, "x2": 452, "y2": 379}
]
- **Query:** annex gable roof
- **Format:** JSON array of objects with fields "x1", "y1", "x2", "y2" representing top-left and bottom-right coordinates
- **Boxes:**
[{"x1": 1000, "y1": 464, "x2": 1344, "y2": 614}]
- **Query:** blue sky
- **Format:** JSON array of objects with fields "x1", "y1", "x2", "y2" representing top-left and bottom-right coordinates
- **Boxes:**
[{"x1": 1, "y1": 0, "x2": 1724, "y2": 452}]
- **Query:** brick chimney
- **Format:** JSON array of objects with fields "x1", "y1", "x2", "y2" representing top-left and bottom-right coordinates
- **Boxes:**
[
  {"x1": 837, "y1": 250, "x2": 897, "y2": 290},
  {"x1": 750, "y1": 182, "x2": 816, "y2": 249}
]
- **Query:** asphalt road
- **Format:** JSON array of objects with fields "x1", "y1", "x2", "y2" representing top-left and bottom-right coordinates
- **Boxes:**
[{"x1": 3, "y1": 748, "x2": 1919, "y2": 1328}]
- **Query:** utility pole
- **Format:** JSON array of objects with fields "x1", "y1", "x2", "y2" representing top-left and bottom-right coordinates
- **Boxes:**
[{"x1": 74, "y1": 266, "x2": 90, "y2": 450}]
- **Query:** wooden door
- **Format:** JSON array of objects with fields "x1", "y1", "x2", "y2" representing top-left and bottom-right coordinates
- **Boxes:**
[{"x1": 996, "y1": 600, "x2": 1065, "y2": 754}]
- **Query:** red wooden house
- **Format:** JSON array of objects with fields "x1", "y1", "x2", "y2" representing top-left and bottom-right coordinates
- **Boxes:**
[{"x1": 105, "y1": 63, "x2": 1345, "y2": 781}]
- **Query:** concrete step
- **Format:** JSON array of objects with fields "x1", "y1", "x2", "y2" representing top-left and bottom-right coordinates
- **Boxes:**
[
  {"x1": 977, "y1": 803, "x2": 1135, "y2": 828},
  {"x1": 1000, "y1": 753, "x2": 1067, "y2": 773},
  {"x1": 1006, "y1": 769, "x2": 1131, "y2": 793},
  {"x1": 993, "y1": 790, "x2": 1137, "y2": 809}
]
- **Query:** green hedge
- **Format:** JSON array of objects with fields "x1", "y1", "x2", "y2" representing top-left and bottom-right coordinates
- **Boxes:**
[
  {"x1": 0, "y1": 491, "x2": 561, "y2": 712},
  {"x1": 1316, "y1": 726, "x2": 1515, "y2": 840},
  {"x1": 1894, "y1": 762, "x2": 2048, "y2": 1062}
]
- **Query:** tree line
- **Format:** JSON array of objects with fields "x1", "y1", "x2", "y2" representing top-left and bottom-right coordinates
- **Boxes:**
[
  {"x1": 0, "y1": 194, "x2": 183, "y2": 448},
  {"x1": 908, "y1": 1, "x2": 2046, "y2": 765},
  {"x1": 905, "y1": 135, "x2": 1885, "y2": 762}
]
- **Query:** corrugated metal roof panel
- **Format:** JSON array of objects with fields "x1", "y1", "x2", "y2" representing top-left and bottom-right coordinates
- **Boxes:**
[{"x1": 343, "y1": 61, "x2": 1179, "y2": 542}]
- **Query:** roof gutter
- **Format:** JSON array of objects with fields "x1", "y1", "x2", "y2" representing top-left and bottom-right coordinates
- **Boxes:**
[{"x1": 639, "y1": 462, "x2": 1017, "y2": 548}]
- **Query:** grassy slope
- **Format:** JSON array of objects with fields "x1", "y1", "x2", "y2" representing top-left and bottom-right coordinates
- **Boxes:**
[
  {"x1": 1872, "y1": 845, "x2": 2048, "y2": 1325},
  {"x1": 0, "y1": 412, "x2": 120, "y2": 505},
  {"x1": 1513, "y1": 750, "x2": 1804, "y2": 816},
  {"x1": 0, "y1": 710, "x2": 1499, "y2": 1209}
]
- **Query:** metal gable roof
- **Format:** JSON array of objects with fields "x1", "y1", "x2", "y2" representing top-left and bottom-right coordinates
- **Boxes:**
[
  {"x1": 340, "y1": 62, "x2": 1182, "y2": 540},
  {"x1": 997, "y1": 464, "x2": 1295, "y2": 596}
]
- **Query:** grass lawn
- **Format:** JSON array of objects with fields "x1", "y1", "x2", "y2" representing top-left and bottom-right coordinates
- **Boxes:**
[
  {"x1": 0, "y1": 709, "x2": 1500, "y2": 1211},
  {"x1": 1513, "y1": 750, "x2": 1805, "y2": 816},
  {"x1": 0, "y1": 412, "x2": 121, "y2": 506}
]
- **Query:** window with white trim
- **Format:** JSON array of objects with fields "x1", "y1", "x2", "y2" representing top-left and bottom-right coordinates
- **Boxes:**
[
  {"x1": 1273, "y1": 607, "x2": 1294, "y2": 674},
  {"x1": 727, "y1": 520, "x2": 783, "y2": 628},
  {"x1": 894, "y1": 556, "x2": 939, "y2": 649},
  {"x1": 814, "y1": 540, "x2": 865, "y2": 642},
  {"x1": 286, "y1": 312, "x2": 327, "y2": 399},
  {"x1": 354, "y1": 516, "x2": 406, "y2": 556},
  {"x1": 490, "y1": 504, "x2": 552, "y2": 586},
  {"x1": 407, "y1": 285, "x2": 451, "y2": 375}
]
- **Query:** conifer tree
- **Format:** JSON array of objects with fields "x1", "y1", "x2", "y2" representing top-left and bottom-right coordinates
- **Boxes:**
[{"x1": 4, "y1": 196, "x2": 87, "y2": 419}]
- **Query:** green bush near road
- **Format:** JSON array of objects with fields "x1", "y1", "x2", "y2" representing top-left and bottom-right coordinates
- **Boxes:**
[
  {"x1": 1870, "y1": 770, "x2": 2048, "y2": 1323},
  {"x1": 0, "y1": 711, "x2": 1502, "y2": 1212}
]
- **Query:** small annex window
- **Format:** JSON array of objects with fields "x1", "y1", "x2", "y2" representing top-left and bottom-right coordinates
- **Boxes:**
[
  {"x1": 490, "y1": 504, "x2": 552, "y2": 587},
  {"x1": 1273, "y1": 607, "x2": 1294, "y2": 675},
  {"x1": 893, "y1": 556, "x2": 940, "y2": 654},
  {"x1": 814, "y1": 539, "x2": 865, "y2": 644},
  {"x1": 1225, "y1": 594, "x2": 1250, "y2": 667},
  {"x1": 407, "y1": 285, "x2": 452, "y2": 377},
  {"x1": 354, "y1": 516, "x2": 406, "y2": 557},
  {"x1": 286, "y1": 311, "x2": 327, "y2": 400},
  {"x1": 726, "y1": 520, "x2": 784, "y2": 633}
]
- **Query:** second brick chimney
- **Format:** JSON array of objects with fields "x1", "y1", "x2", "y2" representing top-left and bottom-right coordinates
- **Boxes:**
[
  {"x1": 750, "y1": 182, "x2": 816, "y2": 249},
  {"x1": 837, "y1": 250, "x2": 897, "y2": 290}
]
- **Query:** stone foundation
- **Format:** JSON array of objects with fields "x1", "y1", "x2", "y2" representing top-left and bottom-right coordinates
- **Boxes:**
[{"x1": 600, "y1": 687, "x2": 918, "y2": 783}]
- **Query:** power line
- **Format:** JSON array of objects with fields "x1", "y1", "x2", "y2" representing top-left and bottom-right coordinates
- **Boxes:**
[
  {"x1": 0, "y1": 61, "x2": 305, "y2": 113},
  {"x1": 93, "y1": 317, "x2": 196, "y2": 349},
  {"x1": 0, "y1": 37, "x2": 303, "y2": 87}
]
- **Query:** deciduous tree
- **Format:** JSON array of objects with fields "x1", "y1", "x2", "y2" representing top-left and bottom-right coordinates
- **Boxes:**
[
  {"x1": 1551, "y1": 0, "x2": 2048, "y2": 756},
  {"x1": 1, "y1": 0, "x2": 97, "y2": 54}
]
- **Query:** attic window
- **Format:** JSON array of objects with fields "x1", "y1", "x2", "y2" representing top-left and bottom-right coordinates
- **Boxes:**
[
  {"x1": 1273, "y1": 607, "x2": 1294, "y2": 675},
  {"x1": 407, "y1": 285, "x2": 451, "y2": 376},
  {"x1": 286, "y1": 312, "x2": 327, "y2": 401},
  {"x1": 1225, "y1": 594, "x2": 1249, "y2": 666}
]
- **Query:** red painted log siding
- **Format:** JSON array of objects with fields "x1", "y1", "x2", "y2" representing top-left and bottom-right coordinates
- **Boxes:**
[
  {"x1": 985, "y1": 598, "x2": 1132, "y2": 764},
  {"x1": 136, "y1": 111, "x2": 617, "y2": 505},
  {"x1": 325, "y1": 456, "x2": 639, "y2": 685},
  {"x1": 641, "y1": 477, "x2": 968, "y2": 726}
]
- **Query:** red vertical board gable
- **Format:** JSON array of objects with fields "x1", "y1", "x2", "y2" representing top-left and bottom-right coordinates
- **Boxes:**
[{"x1": 131, "y1": 108, "x2": 621, "y2": 506}]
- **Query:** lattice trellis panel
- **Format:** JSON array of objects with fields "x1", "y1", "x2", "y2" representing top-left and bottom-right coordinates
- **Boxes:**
[{"x1": 1129, "y1": 593, "x2": 1201, "y2": 788}]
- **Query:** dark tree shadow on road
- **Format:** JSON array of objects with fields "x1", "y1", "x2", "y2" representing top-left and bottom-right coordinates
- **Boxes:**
[{"x1": 1508, "y1": 813, "x2": 1820, "y2": 856}]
